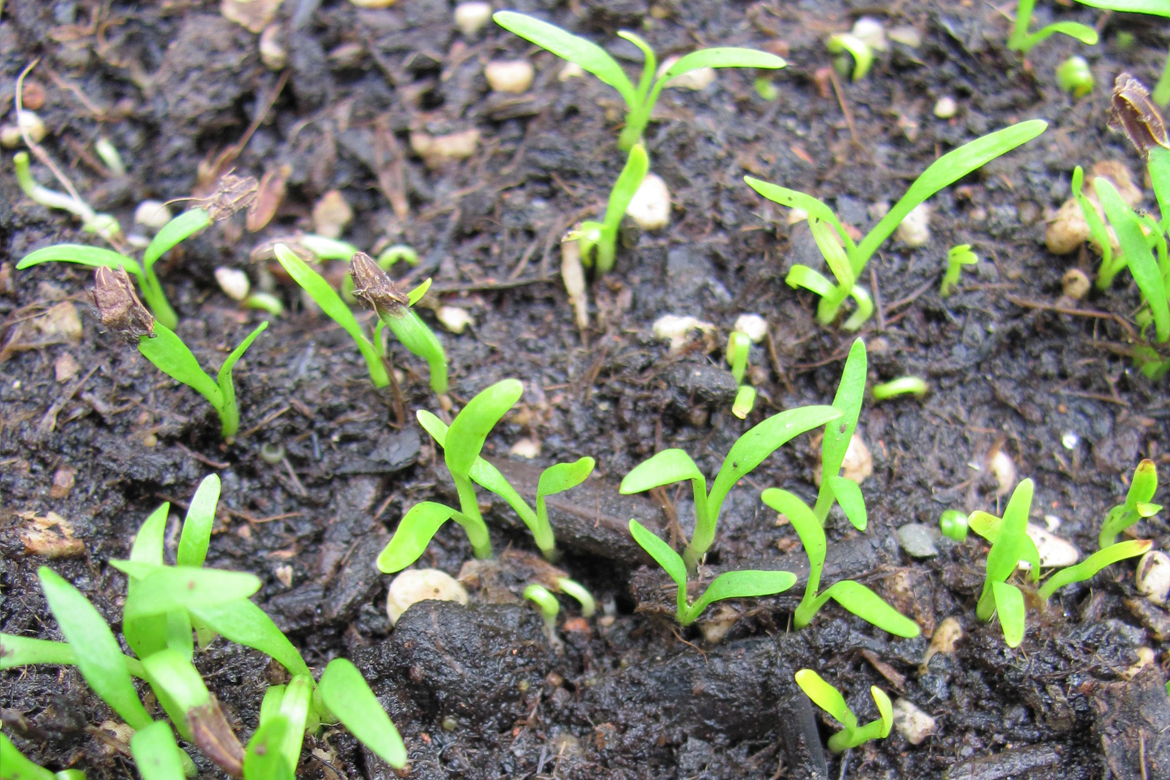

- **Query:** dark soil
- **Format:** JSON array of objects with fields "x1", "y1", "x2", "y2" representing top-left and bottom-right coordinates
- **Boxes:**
[{"x1": 3, "y1": 1, "x2": 1170, "y2": 778}]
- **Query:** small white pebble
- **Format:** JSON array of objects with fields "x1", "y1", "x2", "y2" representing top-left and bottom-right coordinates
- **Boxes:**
[
  {"x1": 626, "y1": 173, "x2": 671, "y2": 230},
  {"x1": 386, "y1": 569, "x2": 468, "y2": 626},
  {"x1": 896, "y1": 203, "x2": 931, "y2": 248},
  {"x1": 453, "y1": 1, "x2": 493, "y2": 37},
  {"x1": 312, "y1": 190, "x2": 353, "y2": 239},
  {"x1": 666, "y1": 66, "x2": 716, "y2": 91},
  {"x1": 410, "y1": 128, "x2": 480, "y2": 165},
  {"x1": 215, "y1": 267, "x2": 251, "y2": 302},
  {"x1": 892, "y1": 699, "x2": 936, "y2": 745},
  {"x1": 841, "y1": 433, "x2": 873, "y2": 485},
  {"x1": 1062, "y1": 432, "x2": 1079, "y2": 450},
  {"x1": 485, "y1": 59, "x2": 534, "y2": 94},
  {"x1": 1137, "y1": 551, "x2": 1170, "y2": 606},
  {"x1": 733, "y1": 313, "x2": 768, "y2": 344},
  {"x1": 887, "y1": 25, "x2": 922, "y2": 48},
  {"x1": 510, "y1": 438, "x2": 541, "y2": 459},
  {"x1": 934, "y1": 96, "x2": 957, "y2": 119},
  {"x1": 559, "y1": 62, "x2": 584, "y2": 81},
  {"x1": 1025, "y1": 523, "x2": 1079, "y2": 568},
  {"x1": 437, "y1": 305, "x2": 474, "y2": 334},
  {"x1": 989, "y1": 449, "x2": 1015, "y2": 497},
  {"x1": 852, "y1": 17, "x2": 888, "y2": 51},
  {"x1": 0, "y1": 110, "x2": 46, "y2": 148},
  {"x1": 1061, "y1": 268, "x2": 1091, "y2": 300},
  {"x1": 259, "y1": 24, "x2": 286, "y2": 71},
  {"x1": 1044, "y1": 514, "x2": 1062, "y2": 532},
  {"x1": 134, "y1": 200, "x2": 174, "y2": 230},
  {"x1": 652, "y1": 314, "x2": 714, "y2": 353},
  {"x1": 275, "y1": 564, "x2": 293, "y2": 587}
]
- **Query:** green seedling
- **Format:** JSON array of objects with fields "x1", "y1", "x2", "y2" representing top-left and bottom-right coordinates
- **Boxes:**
[
  {"x1": 794, "y1": 669, "x2": 893, "y2": 752},
  {"x1": 812, "y1": 339, "x2": 868, "y2": 526},
  {"x1": 92, "y1": 266, "x2": 266, "y2": 441},
  {"x1": 827, "y1": 33, "x2": 873, "y2": 82},
  {"x1": 1056, "y1": 55, "x2": 1094, "y2": 98},
  {"x1": 566, "y1": 142, "x2": 648, "y2": 274},
  {"x1": 1, "y1": 476, "x2": 407, "y2": 776},
  {"x1": 628, "y1": 519, "x2": 796, "y2": 626},
  {"x1": 1037, "y1": 538, "x2": 1153, "y2": 600},
  {"x1": 1100, "y1": 459, "x2": 1160, "y2": 548},
  {"x1": 940, "y1": 244, "x2": 979, "y2": 297},
  {"x1": 1008, "y1": 0, "x2": 1099, "y2": 53},
  {"x1": 523, "y1": 583, "x2": 561, "y2": 635},
  {"x1": 1094, "y1": 176, "x2": 1169, "y2": 344},
  {"x1": 13, "y1": 151, "x2": 121, "y2": 242},
  {"x1": 940, "y1": 510, "x2": 969, "y2": 542},
  {"x1": 1072, "y1": 1, "x2": 1170, "y2": 104},
  {"x1": 1068, "y1": 166, "x2": 1119, "y2": 288},
  {"x1": 17, "y1": 194, "x2": 216, "y2": 329},
  {"x1": 291, "y1": 235, "x2": 419, "y2": 302},
  {"x1": 493, "y1": 11, "x2": 785, "y2": 150},
  {"x1": 745, "y1": 120, "x2": 1047, "y2": 329},
  {"x1": 761, "y1": 488, "x2": 919, "y2": 637},
  {"x1": 872, "y1": 376, "x2": 929, "y2": 402},
  {"x1": 726, "y1": 329, "x2": 756, "y2": 419},
  {"x1": 972, "y1": 480, "x2": 1036, "y2": 647},
  {"x1": 350, "y1": 251, "x2": 448, "y2": 394},
  {"x1": 621, "y1": 404, "x2": 842, "y2": 573}
]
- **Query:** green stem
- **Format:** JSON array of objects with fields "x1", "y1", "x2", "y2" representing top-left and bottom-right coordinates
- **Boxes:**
[
  {"x1": 1009, "y1": 0, "x2": 1036, "y2": 51},
  {"x1": 381, "y1": 310, "x2": 448, "y2": 395},
  {"x1": 141, "y1": 267, "x2": 179, "y2": 329},
  {"x1": 618, "y1": 105, "x2": 648, "y2": 150},
  {"x1": 1153, "y1": 45, "x2": 1170, "y2": 107},
  {"x1": 452, "y1": 474, "x2": 491, "y2": 558},
  {"x1": 682, "y1": 481, "x2": 712, "y2": 574},
  {"x1": 555, "y1": 577, "x2": 596, "y2": 618}
]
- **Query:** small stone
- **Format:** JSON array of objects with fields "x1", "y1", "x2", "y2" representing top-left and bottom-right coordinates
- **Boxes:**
[
  {"x1": 215, "y1": 267, "x2": 251, "y2": 302},
  {"x1": 892, "y1": 698, "x2": 936, "y2": 745},
  {"x1": 54, "y1": 352, "x2": 80, "y2": 383},
  {"x1": 50, "y1": 466, "x2": 77, "y2": 499},
  {"x1": 933, "y1": 96, "x2": 957, "y2": 119},
  {"x1": 437, "y1": 305, "x2": 474, "y2": 334},
  {"x1": 896, "y1": 203, "x2": 931, "y2": 247},
  {"x1": 920, "y1": 616, "x2": 963, "y2": 673},
  {"x1": 887, "y1": 25, "x2": 922, "y2": 48},
  {"x1": 20, "y1": 80, "x2": 46, "y2": 110},
  {"x1": 134, "y1": 200, "x2": 174, "y2": 230},
  {"x1": 275, "y1": 564, "x2": 293, "y2": 587},
  {"x1": 259, "y1": 24, "x2": 286, "y2": 70},
  {"x1": 1136, "y1": 551, "x2": 1170, "y2": 606},
  {"x1": 841, "y1": 433, "x2": 873, "y2": 484},
  {"x1": 559, "y1": 62, "x2": 584, "y2": 81},
  {"x1": 852, "y1": 17, "x2": 888, "y2": 51},
  {"x1": 1046, "y1": 198, "x2": 1092, "y2": 255},
  {"x1": 454, "y1": 2, "x2": 493, "y2": 37},
  {"x1": 666, "y1": 65, "x2": 716, "y2": 90},
  {"x1": 697, "y1": 603, "x2": 739, "y2": 644},
  {"x1": 897, "y1": 523, "x2": 940, "y2": 558},
  {"x1": 626, "y1": 173, "x2": 671, "y2": 230},
  {"x1": 485, "y1": 60, "x2": 534, "y2": 93},
  {"x1": 410, "y1": 128, "x2": 480, "y2": 167},
  {"x1": 1062, "y1": 268, "x2": 1091, "y2": 300},
  {"x1": 989, "y1": 449, "x2": 1015, "y2": 497},
  {"x1": 652, "y1": 314, "x2": 714, "y2": 353},
  {"x1": 386, "y1": 568, "x2": 468, "y2": 626},
  {"x1": 0, "y1": 111, "x2": 46, "y2": 148},
  {"x1": 1025, "y1": 523, "x2": 1079, "y2": 568},
  {"x1": 20, "y1": 512, "x2": 85, "y2": 558},
  {"x1": 510, "y1": 438, "x2": 541, "y2": 459},
  {"x1": 312, "y1": 190, "x2": 353, "y2": 239},
  {"x1": 733, "y1": 313, "x2": 768, "y2": 343},
  {"x1": 221, "y1": 0, "x2": 282, "y2": 33}
]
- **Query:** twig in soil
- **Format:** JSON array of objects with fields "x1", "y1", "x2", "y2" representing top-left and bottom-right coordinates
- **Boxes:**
[
  {"x1": 281, "y1": 456, "x2": 308, "y2": 497},
  {"x1": 1007, "y1": 296, "x2": 1139, "y2": 339},
  {"x1": 669, "y1": 627, "x2": 708, "y2": 664},
  {"x1": 240, "y1": 404, "x2": 290, "y2": 438},
  {"x1": 174, "y1": 442, "x2": 230, "y2": 470},
  {"x1": 825, "y1": 66, "x2": 860, "y2": 148},
  {"x1": 870, "y1": 266, "x2": 886, "y2": 331},
  {"x1": 1057, "y1": 387, "x2": 1130, "y2": 407}
]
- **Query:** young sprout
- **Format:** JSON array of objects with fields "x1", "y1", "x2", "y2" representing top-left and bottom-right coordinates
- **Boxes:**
[
  {"x1": 13, "y1": 151, "x2": 121, "y2": 242},
  {"x1": 523, "y1": 583, "x2": 561, "y2": 633},
  {"x1": 1067, "y1": 166, "x2": 1119, "y2": 288},
  {"x1": 726, "y1": 330, "x2": 754, "y2": 419},
  {"x1": 794, "y1": 669, "x2": 892, "y2": 753},
  {"x1": 492, "y1": 11, "x2": 785, "y2": 150},
  {"x1": 621, "y1": 404, "x2": 842, "y2": 573},
  {"x1": 1037, "y1": 539, "x2": 1152, "y2": 601},
  {"x1": 1007, "y1": 0, "x2": 1099, "y2": 53},
  {"x1": 1056, "y1": 56, "x2": 1094, "y2": 98},
  {"x1": 628, "y1": 520, "x2": 796, "y2": 626},
  {"x1": 745, "y1": 120, "x2": 1047, "y2": 329},
  {"x1": 940, "y1": 244, "x2": 978, "y2": 297},
  {"x1": 566, "y1": 142, "x2": 648, "y2": 274},
  {"x1": 1099, "y1": 459, "x2": 1160, "y2": 548},
  {"x1": 1071, "y1": 1, "x2": 1170, "y2": 102},
  {"x1": 939, "y1": 510, "x2": 969, "y2": 542},
  {"x1": 350, "y1": 251, "x2": 448, "y2": 394},
  {"x1": 872, "y1": 376, "x2": 929, "y2": 402},
  {"x1": 812, "y1": 338, "x2": 867, "y2": 525},
  {"x1": 761, "y1": 489, "x2": 919, "y2": 637},
  {"x1": 827, "y1": 32, "x2": 873, "y2": 82},
  {"x1": 92, "y1": 267, "x2": 267, "y2": 441},
  {"x1": 972, "y1": 480, "x2": 1037, "y2": 647}
]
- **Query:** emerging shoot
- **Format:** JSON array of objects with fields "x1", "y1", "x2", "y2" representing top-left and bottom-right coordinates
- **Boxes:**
[
  {"x1": 1008, "y1": 0, "x2": 1099, "y2": 53},
  {"x1": 795, "y1": 669, "x2": 893, "y2": 752},
  {"x1": 566, "y1": 142, "x2": 648, "y2": 274},
  {"x1": 940, "y1": 244, "x2": 978, "y2": 297}
]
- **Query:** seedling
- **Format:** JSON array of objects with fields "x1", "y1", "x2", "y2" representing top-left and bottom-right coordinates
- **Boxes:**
[
  {"x1": 1071, "y1": 1, "x2": 1170, "y2": 104},
  {"x1": 971, "y1": 480, "x2": 1037, "y2": 647},
  {"x1": 377, "y1": 379, "x2": 597, "y2": 569},
  {"x1": 1037, "y1": 538, "x2": 1152, "y2": 600},
  {"x1": 2, "y1": 732, "x2": 87, "y2": 780},
  {"x1": 0, "y1": 475, "x2": 407, "y2": 777},
  {"x1": 523, "y1": 583, "x2": 561, "y2": 636},
  {"x1": 1099, "y1": 459, "x2": 1160, "y2": 548},
  {"x1": 92, "y1": 266, "x2": 267, "y2": 441},
  {"x1": 813, "y1": 339, "x2": 867, "y2": 526},
  {"x1": 940, "y1": 510, "x2": 969, "y2": 542},
  {"x1": 1056, "y1": 56, "x2": 1094, "y2": 98},
  {"x1": 794, "y1": 669, "x2": 892, "y2": 752},
  {"x1": 761, "y1": 488, "x2": 919, "y2": 637},
  {"x1": 1007, "y1": 0, "x2": 1098, "y2": 53},
  {"x1": 621, "y1": 404, "x2": 842, "y2": 573},
  {"x1": 872, "y1": 376, "x2": 929, "y2": 402},
  {"x1": 628, "y1": 519, "x2": 796, "y2": 626},
  {"x1": 726, "y1": 329, "x2": 755, "y2": 419},
  {"x1": 1067, "y1": 165, "x2": 1120, "y2": 288},
  {"x1": 13, "y1": 151, "x2": 121, "y2": 242},
  {"x1": 827, "y1": 32, "x2": 873, "y2": 82},
  {"x1": 940, "y1": 244, "x2": 979, "y2": 297},
  {"x1": 493, "y1": 11, "x2": 785, "y2": 150},
  {"x1": 566, "y1": 142, "x2": 648, "y2": 273},
  {"x1": 745, "y1": 120, "x2": 1047, "y2": 329}
]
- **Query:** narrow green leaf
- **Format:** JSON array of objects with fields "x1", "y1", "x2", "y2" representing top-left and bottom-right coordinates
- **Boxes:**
[
  {"x1": 243, "y1": 716, "x2": 294, "y2": 780},
  {"x1": 380, "y1": 309, "x2": 447, "y2": 394},
  {"x1": 142, "y1": 649, "x2": 211, "y2": 712},
  {"x1": 827, "y1": 33, "x2": 873, "y2": 81},
  {"x1": 492, "y1": 12, "x2": 637, "y2": 107},
  {"x1": 178, "y1": 475, "x2": 220, "y2": 568},
  {"x1": 274, "y1": 675, "x2": 312, "y2": 770},
  {"x1": 444, "y1": 379, "x2": 523, "y2": 477},
  {"x1": 37, "y1": 567, "x2": 152, "y2": 729},
  {"x1": 0, "y1": 731, "x2": 57, "y2": 780},
  {"x1": 114, "y1": 564, "x2": 261, "y2": 621},
  {"x1": 1149, "y1": 147, "x2": 1170, "y2": 231},
  {"x1": 743, "y1": 178, "x2": 855, "y2": 252},
  {"x1": 991, "y1": 581, "x2": 1026, "y2": 648},
  {"x1": 1023, "y1": 22, "x2": 1100, "y2": 48},
  {"x1": 272, "y1": 244, "x2": 388, "y2": 387},
  {"x1": 651, "y1": 48, "x2": 784, "y2": 113},
  {"x1": 871, "y1": 687, "x2": 893, "y2": 738},
  {"x1": 317, "y1": 659, "x2": 407, "y2": 769},
  {"x1": 143, "y1": 210, "x2": 211, "y2": 271},
  {"x1": 809, "y1": 217, "x2": 854, "y2": 288},
  {"x1": 619, "y1": 449, "x2": 705, "y2": 494},
  {"x1": 298, "y1": 235, "x2": 361, "y2": 261},
  {"x1": 1070, "y1": 167, "x2": 1115, "y2": 279},
  {"x1": 761, "y1": 488, "x2": 826, "y2": 573},
  {"x1": 785, "y1": 265, "x2": 840, "y2": 298},
  {"x1": 188, "y1": 601, "x2": 311, "y2": 680},
  {"x1": 16, "y1": 244, "x2": 142, "y2": 277},
  {"x1": 858, "y1": 121, "x2": 1048, "y2": 275},
  {"x1": 130, "y1": 721, "x2": 188, "y2": 780},
  {"x1": 688, "y1": 569, "x2": 796, "y2": 620},
  {"x1": 617, "y1": 30, "x2": 657, "y2": 104},
  {"x1": 131, "y1": 503, "x2": 171, "y2": 565},
  {"x1": 216, "y1": 321, "x2": 268, "y2": 398},
  {"x1": 827, "y1": 477, "x2": 867, "y2": 531},
  {"x1": 406, "y1": 278, "x2": 432, "y2": 306},
  {"x1": 1097, "y1": 177, "x2": 1169, "y2": 342},
  {"x1": 815, "y1": 339, "x2": 867, "y2": 522},
  {"x1": 596, "y1": 143, "x2": 649, "y2": 273},
  {"x1": 0, "y1": 634, "x2": 77, "y2": 669},
  {"x1": 138, "y1": 323, "x2": 222, "y2": 409},
  {"x1": 1038, "y1": 539, "x2": 1153, "y2": 600},
  {"x1": 794, "y1": 669, "x2": 855, "y2": 730},
  {"x1": 375, "y1": 502, "x2": 463, "y2": 573},
  {"x1": 628, "y1": 519, "x2": 687, "y2": 591},
  {"x1": 537, "y1": 458, "x2": 596, "y2": 500},
  {"x1": 1072, "y1": 0, "x2": 1170, "y2": 14},
  {"x1": 259, "y1": 685, "x2": 285, "y2": 728},
  {"x1": 823, "y1": 580, "x2": 920, "y2": 637},
  {"x1": 983, "y1": 479, "x2": 1035, "y2": 586}
]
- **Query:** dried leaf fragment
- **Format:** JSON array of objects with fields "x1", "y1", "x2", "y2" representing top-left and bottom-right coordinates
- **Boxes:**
[
  {"x1": 93, "y1": 266, "x2": 154, "y2": 342},
  {"x1": 350, "y1": 252, "x2": 408, "y2": 319},
  {"x1": 1108, "y1": 73, "x2": 1169, "y2": 158}
]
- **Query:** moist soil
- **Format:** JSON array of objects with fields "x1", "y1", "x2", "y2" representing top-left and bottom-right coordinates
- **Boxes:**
[{"x1": 2, "y1": 1, "x2": 1170, "y2": 779}]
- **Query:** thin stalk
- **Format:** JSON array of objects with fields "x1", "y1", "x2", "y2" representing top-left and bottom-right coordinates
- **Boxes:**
[
  {"x1": 1009, "y1": 0, "x2": 1036, "y2": 51},
  {"x1": 681, "y1": 484, "x2": 712, "y2": 574},
  {"x1": 1154, "y1": 45, "x2": 1170, "y2": 107},
  {"x1": 452, "y1": 474, "x2": 491, "y2": 558}
]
